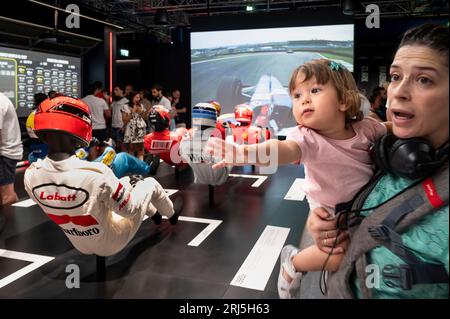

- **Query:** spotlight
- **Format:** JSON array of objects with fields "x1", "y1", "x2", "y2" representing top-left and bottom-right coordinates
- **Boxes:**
[
  {"x1": 341, "y1": 0, "x2": 355, "y2": 15},
  {"x1": 246, "y1": 6, "x2": 254, "y2": 12},
  {"x1": 155, "y1": 9, "x2": 169, "y2": 25}
]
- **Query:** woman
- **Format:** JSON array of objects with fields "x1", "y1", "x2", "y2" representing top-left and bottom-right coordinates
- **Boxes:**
[
  {"x1": 123, "y1": 91, "x2": 147, "y2": 160},
  {"x1": 307, "y1": 23, "x2": 448, "y2": 299}
]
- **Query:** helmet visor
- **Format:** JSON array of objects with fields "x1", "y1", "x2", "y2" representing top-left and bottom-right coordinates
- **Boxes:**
[{"x1": 51, "y1": 103, "x2": 92, "y2": 125}]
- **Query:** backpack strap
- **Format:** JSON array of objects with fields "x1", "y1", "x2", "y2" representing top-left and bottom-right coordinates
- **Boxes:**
[
  {"x1": 367, "y1": 179, "x2": 448, "y2": 291},
  {"x1": 334, "y1": 169, "x2": 385, "y2": 232},
  {"x1": 327, "y1": 163, "x2": 448, "y2": 299}
]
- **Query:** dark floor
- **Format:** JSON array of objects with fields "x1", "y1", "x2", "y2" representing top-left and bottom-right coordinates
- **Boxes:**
[{"x1": 0, "y1": 162, "x2": 321, "y2": 299}]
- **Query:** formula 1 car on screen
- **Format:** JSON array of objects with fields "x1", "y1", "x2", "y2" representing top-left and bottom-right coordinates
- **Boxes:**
[{"x1": 215, "y1": 74, "x2": 295, "y2": 132}]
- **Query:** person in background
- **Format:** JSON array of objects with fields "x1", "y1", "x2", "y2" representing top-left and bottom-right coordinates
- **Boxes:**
[
  {"x1": 140, "y1": 89, "x2": 152, "y2": 112},
  {"x1": 82, "y1": 82, "x2": 111, "y2": 142},
  {"x1": 169, "y1": 89, "x2": 187, "y2": 128},
  {"x1": 0, "y1": 92, "x2": 23, "y2": 205},
  {"x1": 111, "y1": 85, "x2": 129, "y2": 152},
  {"x1": 368, "y1": 86, "x2": 387, "y2": 121},
  {"x1": 93, "y1": 81, "x2": 105, "y2": 100},
  {"x1": 123, "y1": 91, "x2": 147, "y2": 160},
  {"x1": 150, "y1": 84, "x2": 174, "y2": 129},
  {"x1": 125, "y1": 84, "x2": 134, "y2": 99},
  {"x1": 140, "y1": 89, "x2": 153, "y2": 133}
]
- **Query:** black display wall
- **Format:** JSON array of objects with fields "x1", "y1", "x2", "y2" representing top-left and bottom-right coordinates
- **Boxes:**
[{"x1": 116, "y1": 26, "x2": 191, "y2": 126}]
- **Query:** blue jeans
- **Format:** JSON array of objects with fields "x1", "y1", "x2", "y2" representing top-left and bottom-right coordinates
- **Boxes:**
[{"x1": 111, "y1": 127, "x2": 124, "y2": 143}]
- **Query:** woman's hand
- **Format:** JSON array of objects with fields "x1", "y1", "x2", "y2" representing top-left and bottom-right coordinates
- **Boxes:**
[
  {"x1": 134, "y1": 104, "x2": 142, "y2": 113},
  {"x1": 307, "y1": 207, "x2": 349, "y2": 254}
]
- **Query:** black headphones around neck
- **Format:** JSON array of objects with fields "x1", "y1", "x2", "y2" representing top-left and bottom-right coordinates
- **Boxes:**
[{"x1": 371, "y1": 135, "x2": 449, "y2": 180}]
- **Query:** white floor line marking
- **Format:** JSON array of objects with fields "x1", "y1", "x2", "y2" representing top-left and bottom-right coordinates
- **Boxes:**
[
  {"x1": 143, "y1": 215, "x2": 222, "y2": 247},
  {"x1": 164, "y1": 189, "x2": 179, "y2": 197},
  {"x1": 229, "y1": 174, "x2": 268, "y2": 187},
  {"x1": 12, "y1": 198, "x2": 36, "y2": 207},
  {"x1": 0, "y1": 249, "x2": 54, "y2": 289},
  {"x1": 284, "y1": 178, "x2": 307, "y2": 201},
  {"x1": 230, "y1": 225, "x2": 290, "y2": 291},
  {"x1": 186, "y1": 220, "x2": 222, "y2": 247},
  {"x1": 5, "y1": 193, "x2": 219, "y2": 288}
]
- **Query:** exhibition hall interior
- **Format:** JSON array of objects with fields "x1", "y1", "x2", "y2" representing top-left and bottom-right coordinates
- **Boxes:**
[{"x1": 0, "y1": 0, "x2": 448, "y2": 300}]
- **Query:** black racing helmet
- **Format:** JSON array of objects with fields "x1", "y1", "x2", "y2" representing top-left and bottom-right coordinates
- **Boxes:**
[{"x1": 149, "y1": 105, "x2": 170, "y2": 132}]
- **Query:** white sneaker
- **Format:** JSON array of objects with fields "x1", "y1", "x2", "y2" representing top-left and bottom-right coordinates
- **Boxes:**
[{"x1": 278, "y1": 245, "x2": 303, "y2": 299}]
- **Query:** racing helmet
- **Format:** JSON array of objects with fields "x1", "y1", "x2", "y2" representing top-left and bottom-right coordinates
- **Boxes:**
[
  {"x1": 34, "y1": 96, "x2": 92, "y2": 147},
  {"x1": 89, "y1": 137, "x2": 100, "y2": 148},
  {"x1": 234, "y1": 104, "x2": 253, "y2": 125},
  {"x1": 149, "y1": 105, "x2": 170, "y2": 132},
  {"x1": 192, "y1": 102, "x2": 217, "y2": 130},
  {"x1": 208, "y1": 100, "x2": 222, "y2": 117}
]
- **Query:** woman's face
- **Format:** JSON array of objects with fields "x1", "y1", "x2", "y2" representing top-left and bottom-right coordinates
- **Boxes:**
[
  {"x1": 133, "y1": 94, "x2": 141, "y2": 104},
  {"x1": 388, "y1": 45, "x2": 449, "y2": 147}
]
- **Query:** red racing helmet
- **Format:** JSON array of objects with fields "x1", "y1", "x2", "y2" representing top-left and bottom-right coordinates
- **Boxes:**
[
  {"x1": 34, "y1": 96, "x2": 92, "y2": 147},
  {"x1": 234, "y1": 104, "x2": 253, "y2": 125}
]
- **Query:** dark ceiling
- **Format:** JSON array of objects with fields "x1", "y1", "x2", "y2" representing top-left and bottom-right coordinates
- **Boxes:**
[
  {"x1": 77, "y1": 0, "x2": 450, "y2": 26},
  {"x1": 0, "y1": 0, "x2": 447, "y2": 55}
]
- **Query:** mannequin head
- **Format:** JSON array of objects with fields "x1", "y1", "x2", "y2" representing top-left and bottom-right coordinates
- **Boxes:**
[{"x1": 234, "y1": 104, "x2": 253, "y2": 126}]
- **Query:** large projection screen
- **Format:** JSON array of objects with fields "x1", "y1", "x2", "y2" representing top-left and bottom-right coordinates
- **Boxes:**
[
  {"x1": 0, "y1": 46, "x2": 81, "y2": 118},
  {"x1": 191, "y1": 24, "x2": 354, "y2": 136}
]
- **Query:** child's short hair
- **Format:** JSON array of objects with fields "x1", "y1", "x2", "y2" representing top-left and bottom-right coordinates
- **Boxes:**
[{"x1": 288, "y1": 59, "x2": 362, "y2": 123}]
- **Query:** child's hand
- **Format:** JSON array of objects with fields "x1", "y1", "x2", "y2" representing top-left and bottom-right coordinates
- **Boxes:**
[{"x1": 205, "y1": 137, "x2": 243, "y2": 169}]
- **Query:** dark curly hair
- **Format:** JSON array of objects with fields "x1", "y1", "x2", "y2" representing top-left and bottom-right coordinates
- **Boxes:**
[{"x1": 398, "y1": 23, "x2": 449, "y2": 67}]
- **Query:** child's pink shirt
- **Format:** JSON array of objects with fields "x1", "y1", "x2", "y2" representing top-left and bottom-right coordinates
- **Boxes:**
[{"x1": 287, "y1": 117, "x2": 387, "y2": 215}]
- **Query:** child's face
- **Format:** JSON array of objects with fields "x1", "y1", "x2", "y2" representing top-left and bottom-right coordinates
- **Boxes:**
[{"x1": 292, "y1": 75, "x2": 347, "y2": 131}]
